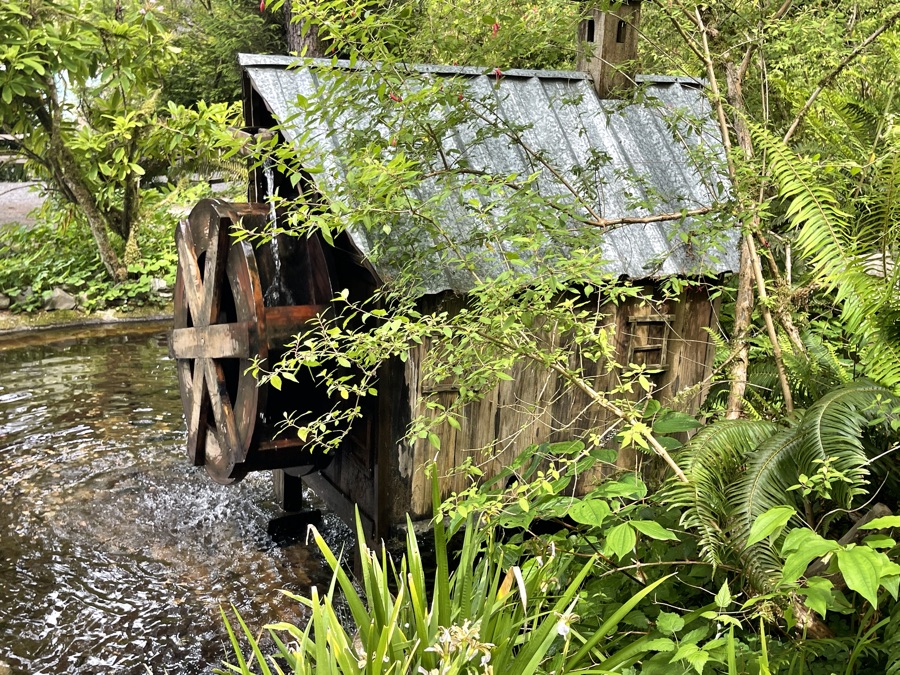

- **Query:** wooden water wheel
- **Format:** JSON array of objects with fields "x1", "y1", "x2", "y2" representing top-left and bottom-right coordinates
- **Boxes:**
[{"x1": 171, "y1": 198, "x2": 334, "y2": 484}]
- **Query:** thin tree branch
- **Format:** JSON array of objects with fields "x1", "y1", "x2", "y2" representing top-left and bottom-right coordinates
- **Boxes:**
[
  {"x1": 747, "y1": 233, "x2": 794, "y2": 412},
  {"x1": 589, "y1": 206, "x2": 714, "y2": 228},
  {"x1": 693, "y1": 8, "x2": 735, "y2": 179},
  {"x1": 596, "y1": 559, "x2": 742, "y2": 579},
  {"x1": 783, "y1": 8, "x2": 900, "y2": 144}
]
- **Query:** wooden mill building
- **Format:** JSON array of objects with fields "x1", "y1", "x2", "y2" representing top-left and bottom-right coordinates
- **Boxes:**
[{"x1": 171, "y1": 2, "x2": 738, "y2": 541}]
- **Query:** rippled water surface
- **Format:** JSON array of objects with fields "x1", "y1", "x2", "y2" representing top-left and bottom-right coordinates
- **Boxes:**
[{"x1": 0, "y1": 325, "x2": 334, "y2": 674}]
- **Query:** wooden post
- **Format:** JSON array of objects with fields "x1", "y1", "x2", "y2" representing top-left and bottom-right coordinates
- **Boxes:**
[{"x1": 273, "y1": 469, "x2": 307, "y2": 512}]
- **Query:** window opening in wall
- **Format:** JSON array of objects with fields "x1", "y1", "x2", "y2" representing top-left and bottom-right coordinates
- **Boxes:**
[
  {"x1": 586, "y1": 18, "x2": 596, "y2": 43},
  {"x1": 626, "y1": 315, "x2": 674, "y2": 371},
  {"x1": 616, "y1": 19, "x2": 627, "y2": 43}
]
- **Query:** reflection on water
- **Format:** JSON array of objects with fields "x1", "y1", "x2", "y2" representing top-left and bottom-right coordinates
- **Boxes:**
[{"x1": 0, "y1": 325, "x2": 334, "y2": 673}]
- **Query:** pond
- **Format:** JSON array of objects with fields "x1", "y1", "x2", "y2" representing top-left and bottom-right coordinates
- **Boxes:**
[{"x1": 0, "y1": 323, "x2": 341, "y2": 673}]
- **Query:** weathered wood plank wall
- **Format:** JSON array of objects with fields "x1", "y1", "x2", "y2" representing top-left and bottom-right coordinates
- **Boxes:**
[{"x1": 397, "y1": 284, "x2": 720, "y2": 521}]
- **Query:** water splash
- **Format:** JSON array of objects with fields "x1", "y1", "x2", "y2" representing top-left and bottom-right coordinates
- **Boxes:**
[
  {"x1": 0, "y1": 329, "x2": 329, "y2": 674},
  {"x1": 263, "y1": 158, "x2": 294, "y2": 307}
]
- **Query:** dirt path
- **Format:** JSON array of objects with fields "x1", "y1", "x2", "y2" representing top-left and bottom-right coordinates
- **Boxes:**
[{"x1": 0, "y1": 182, "x2": 45, "y2": 226}]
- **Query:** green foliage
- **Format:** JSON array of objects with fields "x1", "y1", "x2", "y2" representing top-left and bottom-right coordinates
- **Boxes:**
[
  {"x1": 218, "y1": 499, "x2": 676, "y2": 674},
  {"x1": 240, "y1": 5, "x2": 733, "y2": 472},
  {"x1": 161, "y1": 0, "x2": 285, "y2": 106},
  {"x1": 220, "y1": 447, "x2": 900, "y2": 673},
  {"x1": 0, "y1": 0, "x2": 242, "y2": 280},
  {"x1": 0, "y1": 185, "x2": 207, "y2": 311},
  {"x1": 400, "y1": 0, "x2": 580, "y2": 70},
  {"x1": 211, "y1": 1, "x2": 900, "y2": 672},
  {"x1": 667, "y1": 380, "x2": 900, "y2": 575}
]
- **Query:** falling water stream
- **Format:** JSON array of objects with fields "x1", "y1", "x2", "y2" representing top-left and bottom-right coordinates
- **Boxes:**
[
  {"x1": 262, "y1": 160, "x2": 295, "y2": 307},
  {"x1": 0, "y1": 324, "x2": 344, "y2": 674}
]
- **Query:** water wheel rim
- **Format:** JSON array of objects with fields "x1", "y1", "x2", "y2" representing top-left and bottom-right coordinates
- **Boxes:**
[{"x1": 172, "y1": 199, "x2": 269, "y2": 484}]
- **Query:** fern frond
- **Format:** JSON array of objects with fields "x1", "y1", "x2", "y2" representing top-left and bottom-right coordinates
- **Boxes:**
[
  {"x1": 853, "y1": 151, "x2": 899, "y2": 253},
  {"x1": 752, "y1": 122, "x2": 900, "y2": 390},
  {"x1": 671, "y1": 381, "x2": 900, "y2": 591},
  {"x1": 750, "y1": 123, "x2": 857, "y2": 290},
  {"x1": 731, "y1": 380, "x2": 899, "y2": 545},
  {"x1": 837, "y1": 273, "x2": 900, "y2": 389},
  {"x1": 824, "y1": 94, "x2": 880, "y2": 160},
  {"x1": 663, "y1": 420, "x2": 779, "y2": 565}
]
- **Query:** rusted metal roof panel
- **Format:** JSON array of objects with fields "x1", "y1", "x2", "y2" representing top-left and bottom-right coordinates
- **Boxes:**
[{"x1": 240, "y1": 54, "x2": 738, "y2": 293}]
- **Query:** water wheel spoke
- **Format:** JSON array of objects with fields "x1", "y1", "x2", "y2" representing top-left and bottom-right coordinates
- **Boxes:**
[
  {"x1": 176, "y1": 220, "x2": 206, "y2": 322},
  {"x1": 186, "y1": 360, "x2": 209, "y2": 463},
  {"x1": 170, "y1": 323, "x2": 252, "y2": 360},
  {"x1": 201, "y1": 216, "x2": 231, "y2": 321},
  {"x1": 204, "y1": 358, "x2": 241, "y2": 455}
]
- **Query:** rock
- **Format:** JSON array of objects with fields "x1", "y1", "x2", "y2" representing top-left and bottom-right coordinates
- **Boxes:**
[
  {"x1": 43, "y1": 287, "x2": 77, "y2": 311},
  {"x1": 13, "y1": 286, "x2": 33, "y2": 306},
  {"x1": 150, "y1": 277, "x2": 168, "y2": 293},
  {"x1": 0, "y1": 293, "x2": 9, "y2": 310}
]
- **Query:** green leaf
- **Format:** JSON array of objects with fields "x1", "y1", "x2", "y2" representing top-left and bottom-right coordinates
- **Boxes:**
[
  {"x1": 861, "y1": 534, "x2": 895, "y2": 549},
  {"x1": 642, "y1": 399, "x2": 662, "y2": 418},
  {"x1": 686, "y1": 649, "x2": 710, "y2": 674},
  {"x1": 670, "y1": 642, "x2": 700, "y2": 663},
  {"x1": 860, "y1": 516, "x2": 900, "y2": 530},
  {"x1": 656, "y1": 611, "x2": 685, "y2": 635},
  {"x1": 714, "y1": 581, "x2": 732, "y2": 609},
  {"x1": 605, "y1": 522, "x2": 636, "y2": 560},
  {"x1": 836, "y1": 546, "x2": 882, "y2": 606},
  {"x1": 269, "y1": 373, "x2": 282, "y2": 391},
  {"x1": 594, "y1": 473, "x2": 647, "y2": 498},
  {"x1": 653, "y1": 411, "x2": 700, "y2": 434},
  {"x1": 747, "y1": 506, "x2": 795, "y2": 547},
  {"x1": 883, "y1": 575, "x2": 900, "y2": 601},
  {"x1": 781, "y1": 527, "x2": 832, "y2": 555},
  {"x1": 569, "y1": 498, "x2": 611, "y2": 528},
  {"x1": 631, "y1": 520, "x2": 679, "y2": 541},
  {"x1": 682, "y1": 626, "x2": 709, "y2": 644},
  {"x1": 644, "y1": 637, "x2": 676, "y2": 652},
  {"x1": 780, "y1": 530, "x2": 839, "y2": 585},
  {"x1": 547, "y1": 440, "x2": 585, "y2": 455},
  {"x1": 799, "y1": 577, "x2": 834, "y2": 618}
]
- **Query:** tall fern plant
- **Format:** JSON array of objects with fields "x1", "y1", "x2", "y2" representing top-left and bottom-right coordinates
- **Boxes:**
[
  {"x1": 665, "y1": 380, "x2": 900, "y2": 588},
  {"x1": 750, "y1": 102, "x2": 900, "y2": 389}
]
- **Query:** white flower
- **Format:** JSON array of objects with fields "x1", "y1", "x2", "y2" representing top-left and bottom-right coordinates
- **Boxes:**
[{"x1": 555, "y1": 603, "x2": 579, "y2": 638}]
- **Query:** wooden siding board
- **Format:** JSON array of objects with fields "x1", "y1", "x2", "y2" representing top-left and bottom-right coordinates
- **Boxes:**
[{"x1": 385, "y1": 284, "x2": 721, "y2": 525}]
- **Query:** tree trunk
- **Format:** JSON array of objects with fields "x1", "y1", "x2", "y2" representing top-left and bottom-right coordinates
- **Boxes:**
[
  {"x1": 49, "y1": 140, "x2": 126, "y2": 282},
  {"x1": 726, "y1": 236, "x2": 754, "y2": 419},
  {"x1": 35, "y1": 85, "x2": 126, "y2": 282},
  {"x1": 283, "y1": 0, "x2": 327, "y2": 56}
]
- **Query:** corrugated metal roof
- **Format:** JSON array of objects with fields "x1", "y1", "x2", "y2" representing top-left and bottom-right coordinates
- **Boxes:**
[{"x1": 240, "y1": 54, "x2": 738, "y2": 294}]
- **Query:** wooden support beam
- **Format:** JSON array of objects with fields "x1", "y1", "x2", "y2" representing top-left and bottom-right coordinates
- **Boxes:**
[
  {"x1": 264, "y1": 304, "x2": 326, "y2": 349},
  {"x1": 170, "y1": 322, "x2": 251, "y2": 359}
]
